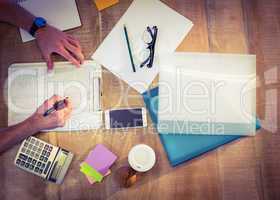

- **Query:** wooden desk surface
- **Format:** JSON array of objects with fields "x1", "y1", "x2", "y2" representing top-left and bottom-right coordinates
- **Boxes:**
[{"x1": 0, "y1": 0, "x2": 280, "y2": 199}]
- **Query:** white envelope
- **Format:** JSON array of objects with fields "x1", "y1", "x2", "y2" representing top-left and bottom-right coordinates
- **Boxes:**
[
  {"x1": 157, "y1": 52, "x2": 257, "y2": 136},
  {"x1": 92, "y1": 0, "x2": 193, "y2": 94}
]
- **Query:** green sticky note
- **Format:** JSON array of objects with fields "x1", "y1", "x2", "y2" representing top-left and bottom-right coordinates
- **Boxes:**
[{"x1": 80, "y1": 162, "x2": 104, "y2": 182}]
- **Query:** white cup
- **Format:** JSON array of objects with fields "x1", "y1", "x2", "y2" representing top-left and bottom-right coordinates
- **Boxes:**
[{"x1": 128, "y1": 144, "x2": 156, "y2": 172}]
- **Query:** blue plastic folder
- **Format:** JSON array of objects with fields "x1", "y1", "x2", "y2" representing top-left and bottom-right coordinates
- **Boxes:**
[{"x1": 142, "y1": 87, "x2": 261, "y2": 167}]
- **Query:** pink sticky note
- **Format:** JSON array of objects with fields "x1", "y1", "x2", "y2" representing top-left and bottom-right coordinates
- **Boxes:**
[{"x1": 84, "y1": 144, "x2": 117, "y2": 175}]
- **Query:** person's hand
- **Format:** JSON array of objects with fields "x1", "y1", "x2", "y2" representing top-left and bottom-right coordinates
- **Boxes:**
[
  {"x1": 35, "y1": 25, "x2": 84, "y2": 72},
  {"x1": 28, "y1": 95, "x2": 73, "y2": 131}
]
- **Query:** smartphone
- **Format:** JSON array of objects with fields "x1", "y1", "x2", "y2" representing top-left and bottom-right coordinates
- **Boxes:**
[{"x1": 105, "y1": 108, "x2": 147, "y2": 129}]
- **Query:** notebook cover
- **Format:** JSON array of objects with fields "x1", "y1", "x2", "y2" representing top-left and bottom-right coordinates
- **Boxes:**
[{"x1": 142, "y1": 87, "x2": 261, "y2": 167}]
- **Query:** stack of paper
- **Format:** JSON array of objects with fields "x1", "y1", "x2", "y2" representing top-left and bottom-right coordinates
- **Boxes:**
[
  {"x1": 92, "y1": 0, "x2": 193, "y2": 93},
  {"x1": 80, "y1": 144, "x2": 117, "y2": 184},
  {"x1": 157, "y1": 52, "x2": 257, "y2": 136}
]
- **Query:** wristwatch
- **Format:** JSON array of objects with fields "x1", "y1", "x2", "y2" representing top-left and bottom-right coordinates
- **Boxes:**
[{"x1": 29, "y1": 17, "x2": 47, "y2": 37}]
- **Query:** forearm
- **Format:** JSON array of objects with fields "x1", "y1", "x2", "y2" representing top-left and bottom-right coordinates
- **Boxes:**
[
  {"x1": 0, "y1": 118, "x2": 38, "y2": 154},
  {"x1": 0, "y1": 0, "x2": 35, "y2": 31}
]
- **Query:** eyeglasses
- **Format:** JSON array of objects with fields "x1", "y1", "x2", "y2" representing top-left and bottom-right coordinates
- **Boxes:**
[{"x1": 138, "y1": 26, "x2": 158, "y2": 68}]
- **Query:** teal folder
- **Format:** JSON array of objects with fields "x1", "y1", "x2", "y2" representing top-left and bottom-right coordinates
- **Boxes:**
[{"x1": 142, "y1": 87, "x2": 261, "y2": 167}]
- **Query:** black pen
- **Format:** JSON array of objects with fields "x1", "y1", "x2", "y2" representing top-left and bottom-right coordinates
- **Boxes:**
[
  {"x1": 43, "y1": 98, "x2": 68, "y2": 117},
  {"x1": 124, "y1": 25, "x2": 136, "y2": 73}
]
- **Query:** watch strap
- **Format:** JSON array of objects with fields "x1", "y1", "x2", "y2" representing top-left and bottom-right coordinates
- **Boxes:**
[
  {"x1": 29, "y1": 18, "x2": 46, "y2": 37},
  {"x1": 29, "y1": 23, "x2": 38, "y2": 37}
]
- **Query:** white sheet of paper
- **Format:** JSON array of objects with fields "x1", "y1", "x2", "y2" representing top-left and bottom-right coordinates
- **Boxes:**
[
  {"x1": 92, "y1": 0, "x2": 193, "y2": 94},
  {"x1": 8, "y1": 61, "x2": 102, "y2": 132},
  {"x1": 157, "y1": 53, "x2": 256, "y2": 136},
  {"x1": 18, "y1": 0, "x2": 81, "y2": 42}
]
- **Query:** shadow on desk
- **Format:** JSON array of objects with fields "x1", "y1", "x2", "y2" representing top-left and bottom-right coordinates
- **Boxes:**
[
  {"x1": 98, "y1": 147, "x2": 220, "y2": 199},
  {"x1": 93, "y1": 135, "x2": 252, "y2": 199}
]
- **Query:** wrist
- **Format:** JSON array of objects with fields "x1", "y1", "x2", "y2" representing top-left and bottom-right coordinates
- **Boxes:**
[
  {"x1": 34, "y1": 25, "x2": 48, "y2": 38},
  {"x1": 25, "y1": 16, "x2": 36, "y2": 34},
  {"x1": 29, "y1": 17, "x2": 47, "y2": 37},
  {"x1": 24, "y1": 114, "x2": 41, "y2": 134}
]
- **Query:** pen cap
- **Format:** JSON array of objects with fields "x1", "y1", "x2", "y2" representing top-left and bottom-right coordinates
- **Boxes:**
[{"x1": 128, "y1": 144, "x2": 156, "y2": 172}]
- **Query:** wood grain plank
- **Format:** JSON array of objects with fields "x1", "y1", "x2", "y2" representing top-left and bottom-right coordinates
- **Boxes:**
[
  {"x1": 206, "y1": 0, "x2": 263, "y2": 200},
  {"x1": 172, "y1": 0, "x2": 209, "y2": 52},
  {"x1": 206, "y1": 0, "x2": 248, "y2": 53},
  {"x1": 242, "y1": 0, "x2": 280, "y2": 200}
]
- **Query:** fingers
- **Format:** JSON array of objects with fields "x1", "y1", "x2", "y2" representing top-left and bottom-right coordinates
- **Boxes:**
[
  {"x1": 48, "y1": 98, "x2": 73, "y2": 127},
  {"x1": 48, "y1": 95, "x2": 63, "y2": 105},
  {"x1": 36, "y1": 25, "x2": 84, "y2": 70},
  {"x1": 63, "y1": 97, "x2": 73, "y2": 118},
  {"x1": 56, "y1": 47, "x2": 81, "y2": 68},
  {"x1": 43, "y1": 54, "x2": 54, "y2": 72},
  {"x1": 36, "y1": 95, "x2": 62, "y2": 114},
  {"x1": 33, "y1": 95, "x2": 72, "y2": 130},
  {"x1": 63, "y1": 109, "x2": 72, "y2": 123},
  {"x1": 63, "y1": 40, "x2": 84, "y2": 64},
  {"x1": 42, "y1": 95, "x2": 63, "y2": 112},
  {"x1": 67, "y1": 35, "x2": 81, "y2": 49}
]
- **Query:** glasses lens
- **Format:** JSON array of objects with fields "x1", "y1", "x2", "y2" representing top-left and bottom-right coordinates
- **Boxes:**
[
  {"x1": 138, "y1": 48, "x2": 150, "y2": 63},
  {"x1": 142, "y1": 30, "x2": 153, "y2": 44}
]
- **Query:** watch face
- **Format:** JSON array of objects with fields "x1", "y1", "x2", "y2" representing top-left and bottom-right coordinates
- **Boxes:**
[{"x1": 34, "y1": 17, "x2": 46, "y2": 28}]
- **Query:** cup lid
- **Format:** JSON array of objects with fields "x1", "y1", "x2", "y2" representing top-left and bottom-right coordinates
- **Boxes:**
[{"x1": 128, "y1": 144, "x2": 156, "y2": 172}]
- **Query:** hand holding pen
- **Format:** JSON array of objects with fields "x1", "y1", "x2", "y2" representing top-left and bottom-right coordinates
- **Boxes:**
[
  {"x1": 43, "y1": 98, "x2": 68, "y2": 117},
  {"x1": 28, "y1": 95, "x2": 73, "y2": 132}
]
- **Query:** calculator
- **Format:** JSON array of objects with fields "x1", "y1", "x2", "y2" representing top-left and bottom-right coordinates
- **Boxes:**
[{"x1": 14, "y1": 136, "x2": 74, "y2": 184}]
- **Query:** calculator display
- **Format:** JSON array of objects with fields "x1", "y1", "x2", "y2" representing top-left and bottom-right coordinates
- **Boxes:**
[{"x1": 48, "y1": 150, "x2": 70, "y2": 183}]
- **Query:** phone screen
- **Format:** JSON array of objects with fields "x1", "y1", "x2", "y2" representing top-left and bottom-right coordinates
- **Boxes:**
[{"x1": 109, "y1": 108, "x2": 143, "y2": 128}]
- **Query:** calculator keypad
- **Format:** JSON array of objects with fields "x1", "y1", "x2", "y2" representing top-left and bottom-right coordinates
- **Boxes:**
[{"x1": 15, "y1": 137, "x2": 56, "y2": 177}]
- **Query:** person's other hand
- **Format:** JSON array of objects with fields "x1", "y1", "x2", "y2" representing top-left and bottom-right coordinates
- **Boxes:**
[
  {"x1": 35, "y1": 25, "x2": 84, "y2": 72},
  {"x1": 28, "y1": 95, "x2": 73, "y2": 131}
]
